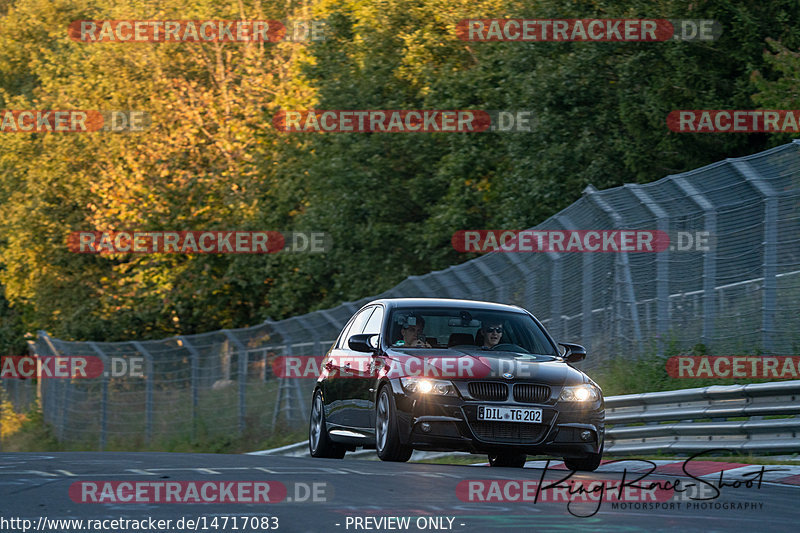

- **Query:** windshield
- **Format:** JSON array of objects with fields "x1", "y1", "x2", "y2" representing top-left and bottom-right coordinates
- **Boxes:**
[{"x1": 387, "y1": 307, "x2": 558, "y2": 356}]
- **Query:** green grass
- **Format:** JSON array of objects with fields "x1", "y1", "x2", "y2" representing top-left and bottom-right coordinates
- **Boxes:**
[{"x1": 588, "y1": 343, "x2": 787, "y2": 397}]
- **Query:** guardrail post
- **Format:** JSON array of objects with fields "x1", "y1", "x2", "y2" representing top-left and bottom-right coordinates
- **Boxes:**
[
  {"x1": 88, "y1": 342, "x2": 109, "y2": 451},
  {"x1": 178, "y1": 336, "x2": 200, "y2": 439},
  {"x1": 131, "y1": 341, "x2": 154, "y2": 444},
  {"x1": 732, "y1": 160, "x2": 778, "y2": 353}
]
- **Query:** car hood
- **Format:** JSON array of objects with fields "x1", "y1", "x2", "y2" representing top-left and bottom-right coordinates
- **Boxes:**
[{"x1": 382, "y1": 347, "x2": 585, "y2": 386}]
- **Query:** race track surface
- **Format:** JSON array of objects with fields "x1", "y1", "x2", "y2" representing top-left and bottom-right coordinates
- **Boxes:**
[{"x1": 1, "y1": 452, "x2": 797, "y2": 532}]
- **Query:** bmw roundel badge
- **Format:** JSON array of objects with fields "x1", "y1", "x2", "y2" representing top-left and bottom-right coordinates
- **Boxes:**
[{"x1": 502, "y1": 372, "x2": 514, "y2": 379}]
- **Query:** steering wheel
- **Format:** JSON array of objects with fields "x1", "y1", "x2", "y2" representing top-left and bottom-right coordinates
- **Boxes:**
[{"x1": 490, "y1": 343, "x2": 529, "y2": 353}]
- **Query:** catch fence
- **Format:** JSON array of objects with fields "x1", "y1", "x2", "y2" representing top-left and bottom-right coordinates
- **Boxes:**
[{"x1": 10, "y1": 141, "x2": 800, "y2": 448}]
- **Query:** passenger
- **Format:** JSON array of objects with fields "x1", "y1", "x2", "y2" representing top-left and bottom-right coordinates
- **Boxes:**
[{"x1": 480, "y1": 321, "x2": 503, "y2": 349}]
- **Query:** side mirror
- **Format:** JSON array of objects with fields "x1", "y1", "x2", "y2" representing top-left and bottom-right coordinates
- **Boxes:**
[
  {"x1": 559, "y1": 342, "x2": 587, "y2": 363},
  {"x1": 349, "y1": 334, "x2": 379, "y2": 353}
]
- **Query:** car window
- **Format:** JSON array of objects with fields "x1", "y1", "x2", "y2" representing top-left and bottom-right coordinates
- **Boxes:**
[
  {"x1": 336, "y1": 306, "x2": 375, "y2": 349},
  {"x1": 388, "y1": 307, "x2": 558, "y2": 356},
  {"x1": 363, "y1": 306, "x2": 384, "y2": 336}
]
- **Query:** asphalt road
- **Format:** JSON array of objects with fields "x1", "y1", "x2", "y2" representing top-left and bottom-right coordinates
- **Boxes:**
[{"x1": 0, "y1": 452, "x2": 797, "y2": 533}]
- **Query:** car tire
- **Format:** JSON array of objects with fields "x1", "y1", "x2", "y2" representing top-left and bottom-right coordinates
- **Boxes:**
[
  {"x1": 488, "y1": 452, "x2": 527, "y2": 468},
  {"x1": 309, "y1": 390, "x2": 346, "y2": 459},
  {"x1": 375, "y1": 385, "x2": 413, "y2": 462},
  {"x1": 563, "y1": 443, "x2": 603, "y2": 472}
]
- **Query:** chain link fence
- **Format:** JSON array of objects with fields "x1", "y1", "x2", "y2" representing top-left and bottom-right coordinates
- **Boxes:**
[{"x1": 11, "y1": 140, "x2": 800, "y2": 449}]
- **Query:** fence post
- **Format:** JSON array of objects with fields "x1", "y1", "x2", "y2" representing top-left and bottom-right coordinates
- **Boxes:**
[
  {"x1": 270, "y1": 345, "x2": 287, "y2": 433},
  {"x1": 584, "y1": 186, "x2": 643, "y2": 354},
  {"x1": 474, "y1": 259, "x2": 504, "y2": 303},
  {"x1": 263, "y1": 319, "x2": 293, "y2": 432},
  {"x1": 39, "y1": 333, "x2": 68, "y2": 440},
  {"x1": 673, "y1": 177, "x2": 718, "y2": 348},
  {"x1": 222, "y1": 330, "x2": 248, "y2": 434},
  {"x1": 178, "y1": 336, "x2": 200, "y2": 439},
  {"x1": 505, "y1": 252, "x2": 535, "y2": 309},
  {"x1": 627, "y1": 185, "x2": 670, "y2": 355},
  {"x1": 88, "y1": 342, "x2": 109, "y2": 451},
  {"x1": 404, "y1": 275, "x2": 431, "y2": 297},
  {"x1": 549, "y1": 254, "x2": 564, "y2": 341},
  {"x1": 449, "y1": 265, "x2": 479, "y2": 299},
  {"x1": 556, "y1": 213, "x2": 593, "y2": 346},
  {"x1": 319, "y1": 310, "x2": 344, "y2": 339},
  {"x1": 131, "y1": 341, "x2": 154, "y2": 444},
  {"x1": 732, "y1": 160, "x2": 778, "y2": 353}
]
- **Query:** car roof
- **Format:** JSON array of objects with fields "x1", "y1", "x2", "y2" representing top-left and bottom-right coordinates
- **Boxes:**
[{"x1": 363, "y1": 297, "x2": 528, "y2": 314}]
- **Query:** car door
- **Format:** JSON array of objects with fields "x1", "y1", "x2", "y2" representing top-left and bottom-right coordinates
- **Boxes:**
[
  {"x1": 347, "y1": 305, "x2": 384, "y2": 430},
  {"x1": 324, "y1": 306, "x2": 375, "y2": 427}
]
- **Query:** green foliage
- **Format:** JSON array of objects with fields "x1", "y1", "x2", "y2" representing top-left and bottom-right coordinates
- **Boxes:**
[{"x1": 0, "y1": 0, "x2": 798, "y2": 349}]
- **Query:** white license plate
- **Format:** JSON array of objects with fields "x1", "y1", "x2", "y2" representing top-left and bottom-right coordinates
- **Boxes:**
[{"x1": 477, "y1": 406, "x2": 542, "y2": 423}]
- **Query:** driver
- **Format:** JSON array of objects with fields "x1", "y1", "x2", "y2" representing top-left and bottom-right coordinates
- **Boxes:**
[
  {"x1": 480, "y1": 321, "x2": 503, "y2": 349},
  {"x1": 396, "y1": 314, "x2": 431, "y2": 348}
]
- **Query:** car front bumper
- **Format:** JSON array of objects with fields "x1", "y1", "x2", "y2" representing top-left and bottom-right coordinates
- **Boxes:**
[{"x1": 389, "y1": 380, "x2": 604, "y2": 458}]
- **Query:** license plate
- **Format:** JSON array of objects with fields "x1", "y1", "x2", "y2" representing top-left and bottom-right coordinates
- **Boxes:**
[{"x1": 477, "y1": 406, "x2": 542, "y2": 423}]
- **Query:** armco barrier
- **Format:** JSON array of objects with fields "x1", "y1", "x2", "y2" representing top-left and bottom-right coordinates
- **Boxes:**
[
  {"x1": 605, "y1": 381, "x2": 800, "y2": 454},
  {"x1": 253, "y1": 381, "x2": 800, "y2": 458}
]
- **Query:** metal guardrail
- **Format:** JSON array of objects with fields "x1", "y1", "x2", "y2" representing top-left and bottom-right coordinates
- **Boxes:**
[
  {"x1": 605, "y1": 381, "x2": 800, "y2": 455},
  {"x1": 255, "y1": 381, "x2": 800, "y2": 458}
]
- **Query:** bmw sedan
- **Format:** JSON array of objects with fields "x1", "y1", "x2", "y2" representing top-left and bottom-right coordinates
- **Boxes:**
[{"x1": 308, "y1": 298, "x2": 604, "y2": 470}]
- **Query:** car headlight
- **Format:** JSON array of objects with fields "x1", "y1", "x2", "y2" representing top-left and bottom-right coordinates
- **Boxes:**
[
  {"x1": 559, "y1": 384, "x2": 600, "y2": 402},
  {"x1": 400, "y1": 377, "x2": 457, "y2": 396}
]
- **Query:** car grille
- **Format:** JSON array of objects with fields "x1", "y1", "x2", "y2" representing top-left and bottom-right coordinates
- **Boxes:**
[
  {"x1": 513, "y1": 384, "x2": 550, "y2": 403},
  {"x1": 469, "y1": 421, "x2": 546, "y2": 443},
  {"x1": 468, "y1": 382, "x2": 508, "y2": 401}
]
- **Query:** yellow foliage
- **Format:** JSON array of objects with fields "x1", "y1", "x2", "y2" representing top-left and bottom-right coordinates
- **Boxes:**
[{"x1": 0, "y1": 397, "x2": 28, "y2": 439}]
